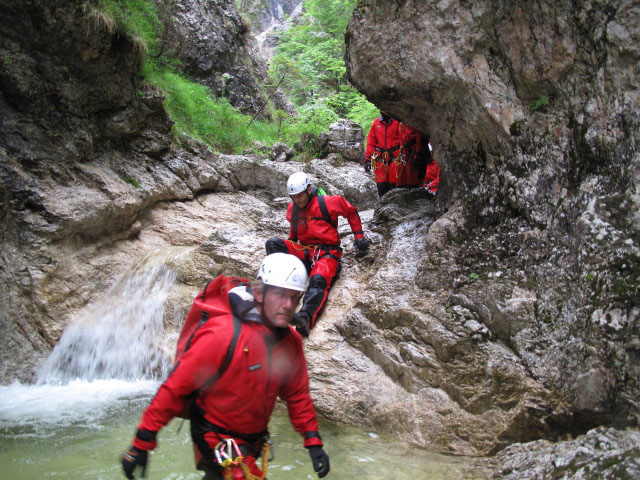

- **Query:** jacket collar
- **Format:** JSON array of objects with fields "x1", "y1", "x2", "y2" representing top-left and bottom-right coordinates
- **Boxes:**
[
  {"x1": 228, "y1": 285, "x2": 291, "y2": 338},
  {"x1": 228, "y1": 285, "x2": 262, "y2": 324}
]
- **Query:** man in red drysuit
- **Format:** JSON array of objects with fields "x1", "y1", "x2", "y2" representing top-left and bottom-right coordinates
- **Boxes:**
[
  {"x1": 121, "y1": 253, "x2": 330, "y2": 480},
  {"x1": 266, "y1": 172, "x2": 370, "y2": 337},
  {"x1": 397, "y1": 123, "x2": 424, "y2": 188},
  {"x1": 421, "y1": 139, "x2": 440, "y2": 195},
  {"x1": 363, "y1": 111, "x2": 403, "y2": 197}
]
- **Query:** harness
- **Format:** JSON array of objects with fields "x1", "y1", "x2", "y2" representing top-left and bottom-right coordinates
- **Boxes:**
[
  {"x1": 192, "y1": 414, "x2": 272, "y2": 480},
  {"x1": 291, "y1": 192, "x2": 336, "y2": 235},
  {"x1": 290, "y1": 193, "x2": 344, "y2": 267},
  {"x1": 372, "y1": 145, "x2": 401, "y2": 165},
  {"x1": 191, "y1": 405, "x2": 270, "y2": 457},
  {"x1": 214, "y1": 437, "x2": 272, "y2": 480}
]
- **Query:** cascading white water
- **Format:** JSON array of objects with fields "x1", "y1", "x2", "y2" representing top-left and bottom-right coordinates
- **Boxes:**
[{"x1": 36, "y1": 247, "x2": 190, "y2": 385}]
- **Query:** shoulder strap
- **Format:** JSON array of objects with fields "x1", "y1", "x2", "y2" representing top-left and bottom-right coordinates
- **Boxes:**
[
  {"x1": 316, "y1": 195, "x2": 337, "y2": 228},
  {"x1": 292, "y1": 203, "x2": 299, "y2": 238},
  {"x1": 183, "y1": 310, "x2": 210, "y2": 353},
  {"x1": 200, "y1": 314, "x2": 242, "y2": 391},
  {"x1": 291, "y1": 194, "x2": 336, "y2": 235}
]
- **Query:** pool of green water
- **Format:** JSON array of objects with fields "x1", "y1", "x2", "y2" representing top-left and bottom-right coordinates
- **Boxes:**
[{"x1": 0, "y1": 381, "x2": 489, "y2": 479}]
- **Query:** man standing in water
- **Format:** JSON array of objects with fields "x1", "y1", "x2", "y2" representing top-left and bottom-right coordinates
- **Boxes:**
[{"x1": 121, "y1": 253, "x2": 330, "y2": 479}]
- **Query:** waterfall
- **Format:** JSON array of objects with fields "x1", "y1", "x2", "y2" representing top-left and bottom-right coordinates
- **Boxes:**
[{"x1": 36, "y1": 247, "x2": 190, "y2": 385}]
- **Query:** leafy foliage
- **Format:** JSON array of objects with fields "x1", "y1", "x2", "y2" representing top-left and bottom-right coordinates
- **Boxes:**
[
  {"x1": 530, "y1": 95, "x2": 550, "y2": 112},
  {"x1": 145, "y1": 63, "x2": 284, "y2": 154},
  {"x1": 269, "y1": 0, "x2": 379, "y2": 135},
  {"x1": 92, "y1": 0, "x2": 162, "y2": 54},
  {"x1": 89, "y1": 0, "x2": 282, "y2": 153},
  {"x1": 90, "y1": 0, "x2": 378, "y2": 154}
]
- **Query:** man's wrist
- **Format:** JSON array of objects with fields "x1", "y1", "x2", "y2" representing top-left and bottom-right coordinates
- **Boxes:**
[{"x1": 133, "y1": 429, "x2": 157, "y2": 450}]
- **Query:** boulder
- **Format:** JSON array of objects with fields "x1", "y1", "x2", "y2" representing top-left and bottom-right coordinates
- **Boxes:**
[
  {"x1": 269, "y1": 142, "x2": 294, "y2": 162},
  {"x1": 326, "y1": 118, "x2": 364, "y2": 162},
  {"x1": 345, "y1": 0, "x2": 640, "y2": 433}
]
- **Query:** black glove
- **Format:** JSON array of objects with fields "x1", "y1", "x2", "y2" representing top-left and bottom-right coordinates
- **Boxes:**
[
  {"x1": 363, "y1": 159, "x2": 371, "y2": 172},
  {"x1": 354, "y1": 237, "x2": 370, "y2": 253},
  {"x1": 291, "y1": 311, "x2": 311, "y2": 338},
  {"x1": 308, "y1": 445, "x2": 330, "y2": 478},
  {"x1": 122, "y1": 445, "x2": 148, "y2": 479}
]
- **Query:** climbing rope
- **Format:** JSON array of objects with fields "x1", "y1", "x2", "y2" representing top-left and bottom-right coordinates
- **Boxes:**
[
  {"x1": 289, "y1": 242, "x2": 322, "y2": 268},
  {"x1": 217, "y1": 438, "x2": 272, "y2": 480}
]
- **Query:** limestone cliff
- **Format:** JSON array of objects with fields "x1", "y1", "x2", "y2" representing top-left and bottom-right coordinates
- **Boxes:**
[
  {"x1": 156, "y1": 0, "x2": 291, "y2": 116},
  {"x1": 346, "y1": 0, "x2": 639, "y2": 438}
]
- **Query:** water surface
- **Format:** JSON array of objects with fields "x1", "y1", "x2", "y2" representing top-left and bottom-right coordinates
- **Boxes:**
[{"x1": 0, "y1": 380, "x2": 489, "y2": 479}]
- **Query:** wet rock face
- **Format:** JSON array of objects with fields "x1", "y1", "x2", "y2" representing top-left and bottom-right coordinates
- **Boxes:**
[
  {"x1": 489, "y1": 427, "x2": 640, "y2": 479},
  {"x1": 0, "y1": 0, "x2": 178, "y2": 382},
  {"x1": 0, "y1": 0, "x2": 168, "y2": 163},
  {"x1": 346, "y1": 0, "x2": 639, "y2": 433},
  {"x1": 156, "y1": 0, "x2": 291, "y2": 116}
]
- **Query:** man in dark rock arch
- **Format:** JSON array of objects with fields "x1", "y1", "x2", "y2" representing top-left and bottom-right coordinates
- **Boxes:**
[
  {"x1": 396, "y1": 121, "x2": 424, "y2": 189},
  {"x1": 363, "y1": 110, "x2": 404, "y2": 197},
  {"x1": 265, "y1": 172, "x2": 370, "y2": 337},
  {"x1": 420, "y1": 136, "x2": 440, "y2": 196},
  {"x1": 121, "y1": 253, "x2": 330, "y2": 480}
]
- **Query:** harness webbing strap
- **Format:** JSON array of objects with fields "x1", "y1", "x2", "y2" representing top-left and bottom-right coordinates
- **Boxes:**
[
  {"x1": 183, "y1": 310, "x2": 209, "y2": 353},
  {"x1": 292, "y1": 193, "x2": 336, "y2": 238},
  {"x1": 374, "y1": 145, "x2": 400, "y2": 153},
  {"x1": 320, "y1": 253, "x2": 341, "y2": 262}
]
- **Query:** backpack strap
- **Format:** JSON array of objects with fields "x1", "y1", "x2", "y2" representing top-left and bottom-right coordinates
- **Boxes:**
[
  {"x1": 199, "y1": 314, "x2": 242, "y2": 391},
  {"x1": 316, "y1": 194, "x2": 337, "y2": 229},
  {"x1": 183, "y1": 310, "x2": 210, "y2": 353},
  {"x1": 291, "y1": 194, "x2": 336, "y2": 237}
]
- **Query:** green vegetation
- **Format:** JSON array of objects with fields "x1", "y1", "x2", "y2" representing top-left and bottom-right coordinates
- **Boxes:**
[
  {"x1": 124, "y1": 176, "x2": 141, "y2": 188},
  {"x1": 89, "y1": 0, "x2": 376, "y2": 154},
  {"x1": 86, "y1": 0, "x2": 162, "y2": 54},
  {"x1": 143, "y1": 66, "x2": 282, "y2": 153},
  {"x1": 530, "y1": 95, "x2": 550, "y2": 113},
  {"x1": 268, "y1": 0, "x2": 379, "y2": 136}
]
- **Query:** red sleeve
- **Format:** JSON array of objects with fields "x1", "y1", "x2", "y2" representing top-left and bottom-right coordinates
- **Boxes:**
[
  {"x1": 280, "y1": 338, "x2": 323, "y2": 448},
  {"x1": 424, "y1": 162, "x2": 440, "y2": 189},
  {"x1": 364, "y1": 119, "x2": 379, "y2": 160},
  {"x1": 133, "y1": 327, "x2": 231, "y2": 449},
  {"x1": 327, "y1": 196, "x2": 364, "y2": 239},
  {"x1": 286, "y1": 202, "x2": 296, "y2": 241}
]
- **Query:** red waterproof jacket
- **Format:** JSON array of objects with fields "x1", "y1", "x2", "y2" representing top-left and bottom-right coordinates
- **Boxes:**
[
  {"x1": 399, "y1": 123, "x2": 419, "y2": 150},
  {"x1": 134, "y1": 281, "x2": 322, "y2": 451},
  {"x1": 423, "y1": 161, "x2": 441, "y2": 192},
  {"x1": 286, "y1": 194, "x2": 364, "y2": 246},
  {"x1": 364, "y1": 116, "x2": 403, "y2": 161}
]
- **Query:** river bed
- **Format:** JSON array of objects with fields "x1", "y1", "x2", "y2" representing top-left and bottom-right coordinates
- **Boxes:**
[{"x1": 0, "y1": 380, "x2": 489, "y2": 479}]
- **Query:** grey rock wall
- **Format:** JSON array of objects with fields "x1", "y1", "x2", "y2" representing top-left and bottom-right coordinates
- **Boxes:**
[
  {"x1": 156, "y1": 0, "x2": 292, "y2": 116},
  {"x1": 489, "y1": 427, "x2": 640, "y2": 479},
  {"x1": 346, "y1": 0, "x2": 639, "y2": 436}
]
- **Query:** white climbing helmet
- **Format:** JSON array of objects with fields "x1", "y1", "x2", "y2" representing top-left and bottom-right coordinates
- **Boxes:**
[
  {"x1": 287, "y1": 172, "x2": 311, "y2": 195},
  {"x1": 257, "y1": 253, "x2": 308, "y2": 292}
]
